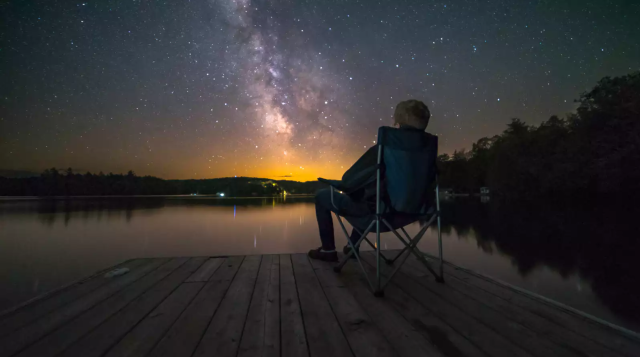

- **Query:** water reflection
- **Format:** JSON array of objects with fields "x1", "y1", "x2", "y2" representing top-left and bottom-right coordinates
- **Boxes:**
[
  {"x1": 0, "y1": 196, "x2": 317, "y2": 312},
  {"x1": 0, "y1": 198, "x2": 165, "y2": 226},
  {"x1": 0, "y1": 196, "x2": 638, "y2": 332},
  {"x1": 0, "y1": 196, "x2": 314, "y2": 226},
  {"x1": 437, "y1": 197, "x2": 640, "y2": 328}
]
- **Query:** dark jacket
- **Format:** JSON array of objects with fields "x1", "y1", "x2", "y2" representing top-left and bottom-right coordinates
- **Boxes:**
[
  {"x1": 318, "y1": 126, "x2": 430, "y2": 211},
  {"x1": 320, "y1": 126, "x2": 437, "y2": 219},
  {"x1": 318, "y1": 144, "x2": 378, "y2": 207}
]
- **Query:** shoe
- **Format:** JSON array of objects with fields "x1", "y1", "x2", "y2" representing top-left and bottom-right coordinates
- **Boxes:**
[
  {"x1": 343, "y1": 245, "x2": 359, "y2": 259},
  {"x1": 308, "y1": 247, "x2": 338, "y2": 262}
]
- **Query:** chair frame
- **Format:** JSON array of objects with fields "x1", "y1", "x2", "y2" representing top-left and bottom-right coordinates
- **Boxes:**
[{"x1": 331, "y1": 144, "x2": 444, "y2": 297}]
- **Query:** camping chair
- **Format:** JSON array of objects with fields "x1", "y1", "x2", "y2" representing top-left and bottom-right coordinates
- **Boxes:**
[{"x1": 327, "y1": 126, "x2": 444, "y2": 297}]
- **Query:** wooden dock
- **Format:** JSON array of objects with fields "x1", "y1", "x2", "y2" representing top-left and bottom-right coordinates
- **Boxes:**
[{"x1": 1, "y1": 251, "x2": 639, "y2": 357}]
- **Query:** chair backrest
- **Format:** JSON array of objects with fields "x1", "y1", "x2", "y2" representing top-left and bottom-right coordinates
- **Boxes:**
[{"x1": 377, "y1": 126, "x2": 438, "y2": 215}]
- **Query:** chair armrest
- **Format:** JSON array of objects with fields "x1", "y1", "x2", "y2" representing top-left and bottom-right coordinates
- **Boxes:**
[
  {"x1": 318, "y1": 178, "x2": 345, "y2": 211},
  {"x1": 317, "y1": 177, "x2": 347, "y2": 191}
]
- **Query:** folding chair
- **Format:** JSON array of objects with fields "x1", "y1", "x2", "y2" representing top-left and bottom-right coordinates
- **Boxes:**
[{"x1": 328, "y1": 126, "x2": 444, "y2": 297}]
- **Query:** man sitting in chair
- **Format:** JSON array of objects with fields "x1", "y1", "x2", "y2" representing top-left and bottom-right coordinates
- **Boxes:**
[{"x1": 309, "y1": 99, "x2": 431, "y2": 262}]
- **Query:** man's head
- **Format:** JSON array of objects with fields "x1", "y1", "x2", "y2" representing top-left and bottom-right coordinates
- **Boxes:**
[{"x1": 393, "y1": 99, "x2": 430, "y2": 130}]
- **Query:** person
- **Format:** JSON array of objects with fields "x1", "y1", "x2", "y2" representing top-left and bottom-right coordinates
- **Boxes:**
[{"x1": 308, "y1": 99, "x2": 431, "y2": 261}]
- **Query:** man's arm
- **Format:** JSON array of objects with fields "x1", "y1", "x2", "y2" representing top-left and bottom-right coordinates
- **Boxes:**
[
  {"x1": 318, "y1": 145, "x2": 378, "y2": 194},
  {"x1": 339, "y1": 145, "x2": 378, "y2": 194}
]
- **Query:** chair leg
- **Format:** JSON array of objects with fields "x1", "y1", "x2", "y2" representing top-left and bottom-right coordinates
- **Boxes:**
[
  {"x1": 334, "y1": 217, "x2": 374, "y2": 270},
  {"x1": 378, "y1": 216, "x2": 444, "y2": 289},
  {"x1": 382, "y1": 217, "x2": 432, "y2": 264},
  {"x1": 351, "y1": 225, "x2": 390, "y2": 263},
  {"x1": 375, "y1": 216, "x2": 382, "y2": 295},
  {"x1": 435, "y1": 183, "x2": 444, "y2": 282},
  {"x1": 412, "y1": 247, "x2": 441, "y2": 281},
  {"x1": 334, "y1": 229, "x2": 366, "y2": 272},
  {"x1": 387, "y1": 227, "x2": 414, "y2": 264},
  {"x1": 388, "y1": 244, "x2": 411, "y2": 264},
  {"x1": 334, "y1": 216, "x2": 379, "y2": 292}
]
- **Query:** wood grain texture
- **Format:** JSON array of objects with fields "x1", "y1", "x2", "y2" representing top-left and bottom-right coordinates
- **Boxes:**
[
  {"x1": 15, "y1": 258, "x2": 193, "y2": 357},
  {"x1": 0, "y1": 258, "x2": 170, "y2": 357},
  {"x1": 264, "y1": 255, "x2": 280, "y2": 357},
  {"x1": 403, "y1": 253, "x2": 627, "y2": 357},
  {"x1": 55, "y1": 258, "x2": 206, "y2": 357},
  {"x1": 354, "y1": 257, "x2": 486, "y2": 357},
  {"x1": 408, "y1": 251, "x2": 640, "y2": 357},
  {"x1": 332, "y1": 258, "x2": 448, "y2": 357},
  {"x1": 146, "y1": 256, "x2": 244, "y2": 357},
  {"x1": 309, "y1": 256, "x2": 396, "y2": 357},
  {"x1": 360, "y1": 252, "x2": 532, "y2": 357},
  {"x1": 103, "y1": 282, "x2": 204, "y2": 357},
  {"x1": 192, "y1": 255, "x2": 262, "y2": 357},
  {"x1": 186, "y1": 258, "x2": 225, "y2": 282},
  {"x1": 279, "y1": 255, "x2": 308, "y2": 357},
  {"x1": 4, "y1": 253, "x2": 638, "y2": 357},
  {"x1": 0, "y1": 259, "x2": 150, "y2": 338},
  {"x1": 290, "y1": 254, "x2": 352, "y2": 357},
  {"x1": 392, "y1": 256, "x2": 576, "y2": 357},
  {"x1": 237, "y1": 255, "x2": 280, "y2": 357}
]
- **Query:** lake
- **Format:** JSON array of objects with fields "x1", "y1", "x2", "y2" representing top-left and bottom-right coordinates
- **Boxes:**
[{"x1": 0, "y1": 195, "x2": 638, "y2": 332}]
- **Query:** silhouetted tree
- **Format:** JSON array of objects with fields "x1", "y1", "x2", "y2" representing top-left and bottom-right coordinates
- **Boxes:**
[{"x1": 435, "y1": 71, "x2": 640, "y2": 197}]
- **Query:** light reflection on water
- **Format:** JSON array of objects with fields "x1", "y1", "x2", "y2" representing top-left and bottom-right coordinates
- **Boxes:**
[{"x1": 0, "y1": 196, "x2": 638, "y2": 332}]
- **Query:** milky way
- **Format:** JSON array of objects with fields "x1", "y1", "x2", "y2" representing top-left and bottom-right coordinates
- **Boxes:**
[
  {"x1": 216, "y1": 0, "x2": 352, "y2": 177},
  {"x1": 1, "y1": 0, "x2": 639, "y2": 180}
]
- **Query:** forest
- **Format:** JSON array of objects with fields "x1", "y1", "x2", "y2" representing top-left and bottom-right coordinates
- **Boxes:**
[
  {"x1": 438, "y1": 72, "x2": 640, "y2": 197},
  {"x1": 1, "y1": 72, "x2": 638, "y2": 198},
  {"x1": 0, "y1": 171, "x2": 325, "y2": 197}
]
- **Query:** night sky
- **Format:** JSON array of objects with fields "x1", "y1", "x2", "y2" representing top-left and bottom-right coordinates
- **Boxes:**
[{"x1": 1, "y1": 0, "x2": 639, "y2": 181}]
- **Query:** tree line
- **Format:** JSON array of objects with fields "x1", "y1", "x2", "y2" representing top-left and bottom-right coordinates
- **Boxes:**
[
  {"x1": 438, "y1": 71, "x2": 640, "y2": 197},
  {"x1": 0, "y1": 169, "x2": 324, "y2": 197}
]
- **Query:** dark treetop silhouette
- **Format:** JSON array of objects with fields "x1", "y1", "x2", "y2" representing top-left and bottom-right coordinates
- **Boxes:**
[
  {"x1": 0, "y1": 171, "x2": 324, "y2": 197},
  {"x1": 438, "y1": 71, "x2": 640, "y2": 197}
]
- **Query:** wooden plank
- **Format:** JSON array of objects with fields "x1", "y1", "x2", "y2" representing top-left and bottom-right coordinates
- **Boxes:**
[
  {"x1": 0, "y1": 259, "x2": 150, "y2": 337},
  {"x1": 290, "y1": 254, "x2": 352, "y2": 357},
  {"x1": 360, "y1": 253, "x2": 533, "y2": 357},
  {"x1": 264, "y1": 255, "x2": 280, "y2": 357},
  {"x1": 13, "y1": 258, "x2": 188, "y2": 357},
  {"x1": 348, "y1": 259, "x2": 486, "y2": 357},
  {"x1": 328, "y1": 258, "x2": 447, "y2": 357},
  {"x1": 146, "y1": 256, "x2": 244, "y2": 357},
  {"x1": 308, "y1": 256, "x2": 396, "y2": 357},
  {"x1": 0, "y1": 259, "x2": 141, "y2": 319},
  {"x1": 50, "y1": 258, "x2": 206, "y2": 357},
  {"x1": 403, "y1": 254, "x2": 628, "y2": 357},
  {"x1": 279, "y1": 255, "x2": 308, "y2": 357},
  {"x1": 102, "y1": 282, "x2": 205, "y2": 357},
  {"x1": 413, "y1": 252, "x2": 640, "y2": 357},
  {"x1": 389, "y1": 253, "x2": 578, "y2": 357},
  {"x1": 0, "y1": 258, "x2": 170, "y2": 357},
  {"x1": 192, "y1": 255, "x2": 262, "y2": 357},
  {"x1": 237, "y1": 255, "x2": 279, "y2": 357},
  {"x1": 186, "y1": 258, "x2": 225, "y2": 282}
]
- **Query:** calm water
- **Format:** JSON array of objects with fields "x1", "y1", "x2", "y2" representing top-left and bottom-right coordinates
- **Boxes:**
[{"x1": 0, "y1": 196, "x2": 639, "y2": 332}]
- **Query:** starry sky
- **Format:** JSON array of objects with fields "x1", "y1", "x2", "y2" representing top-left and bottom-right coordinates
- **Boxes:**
[{"x1": 1, "y1": 0, "x2": 639, "y2": 181}]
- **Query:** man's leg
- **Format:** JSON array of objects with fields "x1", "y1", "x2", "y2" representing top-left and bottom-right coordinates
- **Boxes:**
[
  {"x1": 315, "y1": 188, "x2": 337, "y2": 251},
  {"x1": 310, "y1": 188, "x2": 370, "y2": 261}
]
